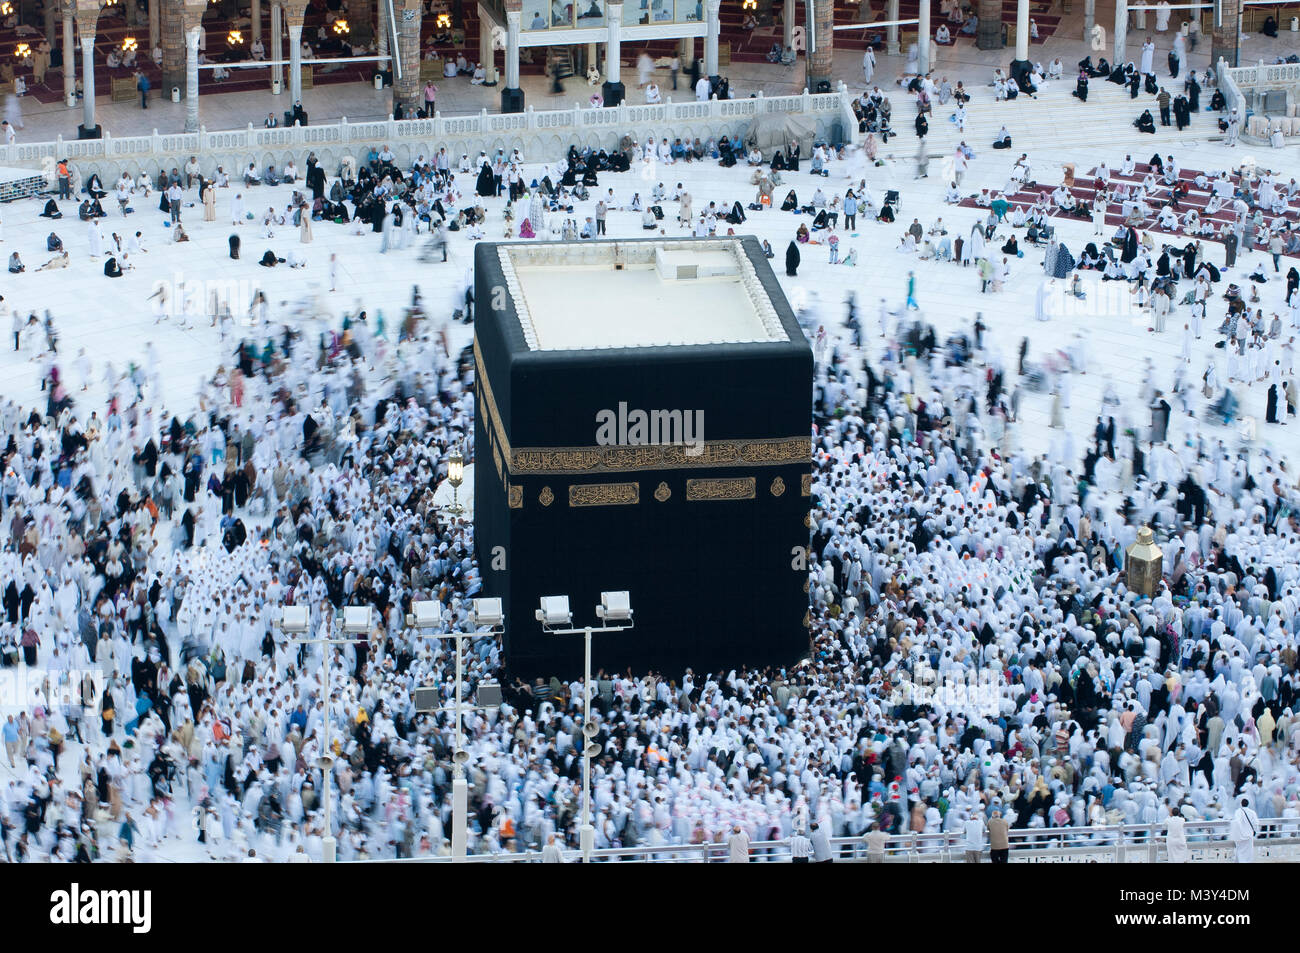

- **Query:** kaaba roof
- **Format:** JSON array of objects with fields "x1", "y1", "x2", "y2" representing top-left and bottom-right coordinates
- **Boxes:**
[{"x1": 489, "y1": 237, "x2": 793, "y2": 352}]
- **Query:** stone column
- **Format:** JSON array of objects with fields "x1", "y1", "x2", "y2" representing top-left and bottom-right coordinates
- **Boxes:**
[
  {"x1": 479, "y1": 9, "x2": 493, "y2": 80},
  {"x1": 782, "y1": 0, "x2": 793, "y2": 49},
  {"x1": 886, "y1": 0, "x2": 899, "y2": 54},
  {"x1": 283, "y1": 0, "x2": 307, "y2": 107},
  {"x1": 62, "y1": 4, "x2": 75, "y2": 107},
  {"x1": 377, "y1": 0, "x2": 388, "y2": 60},
  {"x1": 1132, "y1": 0, "x2": 1145, "y2": 28},
  {"x1": 74, "y1": 1, "x2": 98, "y2": 135},
  {"x1": 251, "y1": 0, "x2": 261, "y2": 46},
  {"x1": 1211, "y1": 0, "x2": 1239, "y2": 68},
  {"x1": 808, "y1": 0, "x2": 833, "y2": 90},
  {"x1": 43, "y1": 1, "x2": 55, "y2": 44},
  {"x1": 149, "y1": 0, "x2": 160, "y2": 55},
  {"x1": 679, "y1": 35, "x2": 692, "y2": 65},
  {"x1": 1083, "y1": 0, "x2": 1095, "y2": 40},
  {"x1": 603, "y1": 1, "x2": 624, "y2": 104},
  {"x1": 976, "y1": 0, "x2": 999, "y2": 49},
  {"x1": 704, "y1": 0, "x2": 720, "y2": 82},
  {"x1": 1114, "y1": 0, "x2": 1127, "y2": 67},
  {"x1": 184, "y1": 25, "x2": 200, "y2": 130},
  {"x1": 182, "y1": 0, "x2": 205, "y2": 132},
  {"x1": 350, "y1": 0, "x2": 373, "y2": 44},
  {"x1": 393, "y1": 0, "x2": 421, "y2": 115},
  {"x1": 161, "y1": 0, "x2": 186, "y2": 95},
  {"x1": 1013, "y1": 0, "x2": 1029, "y2": 63},
  {"x1": 271, "y1": 1, "x2": 283, "y2": 89},
  {"x1": 917, "y1": 0, "x2": 930, "y2": 74},
  {"x1": 502, "y1": 4, "x2": 523, "y2": 110}
]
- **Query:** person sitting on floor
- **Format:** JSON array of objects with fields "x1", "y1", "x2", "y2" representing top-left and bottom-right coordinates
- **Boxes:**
[
  {"x1": 103, "y1": 255, "x2": 123, "y2": 277},
  {"x1": 1134, "y1": 109, "x2": 1157, "y2": 134}
]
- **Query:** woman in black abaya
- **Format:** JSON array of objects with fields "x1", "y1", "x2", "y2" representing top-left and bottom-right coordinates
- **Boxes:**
[
  {"x1": 1121, "y1": 227, "x2": 1138, "y2": 264},
  {"x1": 786, "y1": 240, "x2": 800, "y2": 276},
  {"x1": 475, "y1": 161, "x2": 496, "y2": 197}
]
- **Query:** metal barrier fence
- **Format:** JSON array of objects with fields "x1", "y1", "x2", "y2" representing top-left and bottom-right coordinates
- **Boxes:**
[{"x1": 355, "y1": 816, "x2": 1300, "y2": 863}]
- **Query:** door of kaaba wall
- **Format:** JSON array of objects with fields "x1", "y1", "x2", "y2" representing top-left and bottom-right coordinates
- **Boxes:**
[{"x1": 473, "y1": 237, "x2": 813, "y2": 681}]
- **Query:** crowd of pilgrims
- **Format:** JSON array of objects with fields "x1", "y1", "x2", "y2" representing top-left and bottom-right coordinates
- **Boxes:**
[{"x1": 5, "y1": 113, "x2": 1300, "y2": 863}]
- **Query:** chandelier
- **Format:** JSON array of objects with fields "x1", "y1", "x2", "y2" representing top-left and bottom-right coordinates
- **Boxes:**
[
  {"x1": 436, "y1": 13, "x2": 451, "y2": 28},
  {"x1": 13, "y1": 42, "x2": 30, "y2": 60},
  {"x1": 332, "y1": 17, "x2": 349, "y2": 34},
  {"x1": 122, "y1": 36, "x2": 138, "y2": 52},
  {"x1": 227, "y1": 28, "x2": 243, "y2": 44}
]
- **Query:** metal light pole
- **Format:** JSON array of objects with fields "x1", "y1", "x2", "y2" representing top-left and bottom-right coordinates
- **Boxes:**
[
  {"x1": 281, "y1": 603, "x2": 371, "y2": 864},
  {"x1": 536, "y1": 591, "x2": 633, "y2": 864},
  {"x1": 408, "y1": 597, "x2": 503, "y2": 861}
]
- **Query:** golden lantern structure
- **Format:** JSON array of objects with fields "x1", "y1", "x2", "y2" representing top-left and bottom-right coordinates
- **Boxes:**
[
  {"x1": 122, "y1": 36, "x2": 139, "y2": 52},
  {"x1": 1125, "y1": 526, "x2": 1164, "y2": 597},
  {"x1": 0, "y1": 2, "x2": 13, "y2": 15},
  {"x1": 332, "y1": 17, "x2": 349, "y2": 34},
  {"x1": 741, "y1": 0, "x2": 756, "y2": 8},
  {"x1": 227, "y1": 29, "x2": 243, "y2": 45},
  {"x1": 13, "y1": 42, "x2": 30, "y2": 61},
  {"x1": 435, "y1": 12, "x2": 451, "y2": 28},
  {"x1": 445, "y1": 444, "x2": 465, "y2": 516}
]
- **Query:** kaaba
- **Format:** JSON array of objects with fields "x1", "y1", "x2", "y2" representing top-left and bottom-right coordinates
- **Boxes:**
[{"x1": 473, "y1": 237, "x2": 812, "y2": 680}]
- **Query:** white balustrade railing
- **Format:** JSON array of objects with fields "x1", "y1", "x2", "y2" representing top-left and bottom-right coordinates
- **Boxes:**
[
  {"x1": 1221, "y1": 55, "x2": 1300, "y2": 139},
  {"x1": 1220, "y1": 57, "x2": 1248, "y2": 118},
  {"x1": 1222, "y1": 57, "x2": 1300, "y2": 101},
  {"x1": 0, "y1": 87, "x2": 852, "y2": 179},
  {"x1": 353, "y1": 816, "x2": 1300, "y2": 864}
]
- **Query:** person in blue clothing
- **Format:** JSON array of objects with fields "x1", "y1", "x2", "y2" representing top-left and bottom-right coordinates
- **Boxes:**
[
  {"x1": 2, "y1": 714, "x2": 18, "y2": 767},
  {"x1": 136, "y1": 69, "x2": 150, "y2": 109}
]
